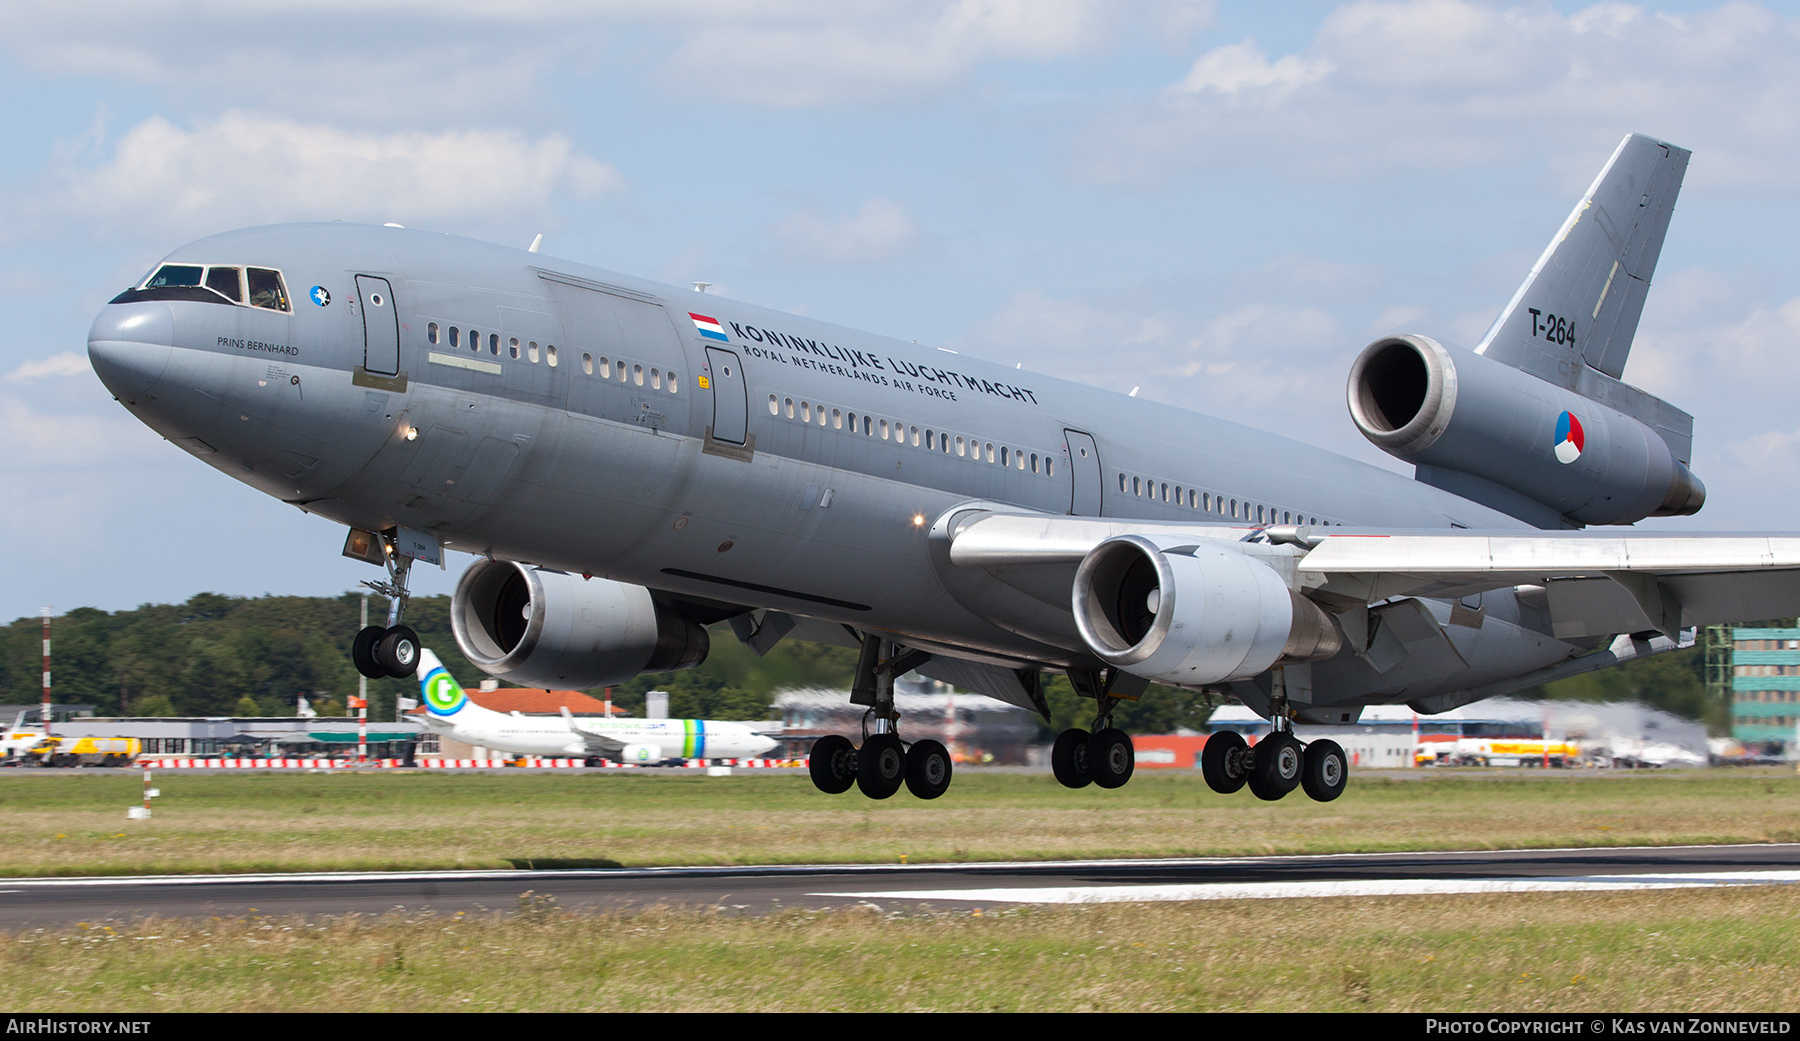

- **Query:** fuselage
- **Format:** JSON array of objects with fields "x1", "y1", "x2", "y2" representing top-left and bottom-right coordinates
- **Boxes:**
[{"x1": 88, "y1": 223, "x2": 1574, "y2": 707}]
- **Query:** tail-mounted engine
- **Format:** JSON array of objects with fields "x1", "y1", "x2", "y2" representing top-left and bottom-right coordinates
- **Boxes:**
[
  {"x1": 450, "y1": 560, "x2": 708, "y2": 689},
  {"x1": 1347, "y1": 334, "x2": 1703, "y2": 526},
  {"x1": 1072, "y1": 535, "x2": 1342, "y2": 686}
]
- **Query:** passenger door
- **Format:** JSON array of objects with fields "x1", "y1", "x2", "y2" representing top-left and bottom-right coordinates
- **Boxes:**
[
  {"x1": 1064, "y1": 429, "x2": 1103, "y2": 515},
  {"x1": 356, "y1": 275, "x2": 400, "y2": 375},
  {"x1": 705, "y1": 347, "x2": 748, "y2": 444}
]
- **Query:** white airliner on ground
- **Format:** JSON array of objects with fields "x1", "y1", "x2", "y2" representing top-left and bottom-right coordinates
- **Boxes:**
[{"x1": 415, "y1": 649, "x2": 778, "y2": 763}]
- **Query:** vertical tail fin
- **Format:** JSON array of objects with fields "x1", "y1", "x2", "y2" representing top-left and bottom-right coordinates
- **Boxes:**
[
  {"x1": 417, "y1": 649, "x2": 469, "y2": 717},
  {"x1": 1475, "y1": 132, "x2": 1694, "y2": 461},
  {"x1": 1478, "y1": 133, "x2": 1688, "y2": 380}
]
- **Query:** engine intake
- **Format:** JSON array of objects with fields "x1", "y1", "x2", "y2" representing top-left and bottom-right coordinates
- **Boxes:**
[
  {"x1": 1072, "y1": 536, "x2": 1341, "y2": 686},
  {"x1": 451, "y1": 560, "x2": 708, "y2": 689},
  {"x1": 1347, "y1": 334, "x2": 1704, "y2": 525}
]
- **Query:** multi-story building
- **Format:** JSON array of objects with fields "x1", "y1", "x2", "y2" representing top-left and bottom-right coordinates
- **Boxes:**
[{"x1": 1730, "y1": 626, "x2": 1800, "y2": 752}]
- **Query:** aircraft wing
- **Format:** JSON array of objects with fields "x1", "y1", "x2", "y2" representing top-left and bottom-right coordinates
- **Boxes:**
[
  {"x1": 559, "y1": 707, "x2": 626, "y2": 756},
  {"x1": 946, "y1": 512, "x2": 1800, "y2": 640}
]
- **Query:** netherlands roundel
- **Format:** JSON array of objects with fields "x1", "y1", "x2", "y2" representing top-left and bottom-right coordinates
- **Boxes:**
[{"x1": 1554, "y1": 410, "x2": 1584, "y2": 464}]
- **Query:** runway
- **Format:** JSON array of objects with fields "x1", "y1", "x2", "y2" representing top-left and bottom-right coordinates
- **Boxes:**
[{"x1": 1, "y1": 843, "x2": 1797, "y2": 929}]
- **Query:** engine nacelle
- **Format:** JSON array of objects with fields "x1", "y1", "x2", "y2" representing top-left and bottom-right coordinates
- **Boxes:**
[
  {"x1": 450, "y1": 560, "x2": 708, "y2": 689},
  {"x1": 1072, "y1": 536, "x2": 1342, "y2": 685},
  {"x1": 1347, "y1": 334, "x2": 1703, "y2": 525},
  {"x1": 619, "y1": 744, "x2": 663, "y2": 764}
]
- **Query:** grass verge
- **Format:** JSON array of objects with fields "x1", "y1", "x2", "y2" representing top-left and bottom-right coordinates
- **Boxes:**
[
  {"x1": 7, "y1": 886, "x2": 1799, "y2": 1012},
  {"x1": 0, "y1": 768, "x2": 1797, "y2": 877}
]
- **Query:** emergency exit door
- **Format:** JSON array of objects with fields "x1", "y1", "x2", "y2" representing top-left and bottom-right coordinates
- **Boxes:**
[
  {"x1": 705, "y1": 347, "x2": 748, "y2": 444},
  {"x1": 356, "y1": 275, "x2": 400, "y2": 375},
  {"x1": 1064, "y1": 429, "x2": 1103, "y2": 516}
]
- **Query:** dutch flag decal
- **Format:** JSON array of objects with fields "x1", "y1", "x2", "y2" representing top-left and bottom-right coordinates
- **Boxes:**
[
  {"x1": 689, "y1": 313, "x2": 729, "y2": 342},
  {"x1": 1554, "y1": 410, "x2": 1585, "y2": 464}
]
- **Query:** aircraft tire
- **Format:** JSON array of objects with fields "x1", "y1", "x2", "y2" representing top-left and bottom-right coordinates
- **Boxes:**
[
  {"x1": 1249, "y1": 732, "x2": 1302, "y2": 801},
  {"x1": 856, "y1": 734, "x2": 906, "y2": 799},
  {"x1": 808, "y1": 735, "x2": 857, "y2": 795},
  {"x1": 1090, "y1": 728, "x2": 1135, "y2": 789},
  {"x1": 1301, "y1": 739, "x2": 1348, "y2": 802},
  {"x1": 352, "y1": 625, "x2": 386, "y2": 679},
  {"x1": 377, "y1": 625, "x2": 421, "y2": 678},
  {"x1": 1051, "y1": 728, "x2": 1092, "y2": 789},
  {"x1": 904, "y1": 739, "x2": 953, "y2": 800},
  {"x1": 1200, "y1": 730, "x2": 1249, "y2": 794}
]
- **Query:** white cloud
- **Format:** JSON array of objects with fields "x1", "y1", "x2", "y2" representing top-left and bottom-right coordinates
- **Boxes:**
[
  {"x1": 771, "y1": 199, "x2": 919, "y2": 262},
  {"x1": 1169, "y1": 40, "x2": 1331, "y2": 96},
  {"x1": 6, "y1": 353, "x2": 89, "y2": 382},
  {"x1": 1086, "y1": 1, "x2": 1800, "y2": 189},
  {"x1": 49, "y1": 112, "x2": 621, "y2": 238}
]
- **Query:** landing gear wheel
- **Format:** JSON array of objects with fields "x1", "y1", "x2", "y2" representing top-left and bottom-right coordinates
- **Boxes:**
[
  {"x1": 1301, "y1": 739, "x2": 1348, "y2": 802},
  {"x1": 856, "y1": 733, "x2": 905, "y2": 800},
  {"x1": 1089, "y1": 728, "x2": 1135, "y2": 789},
  {"x1": 376, "y1": 625, "x2": 420, "y2": 678},
  {"x1": 1201, "y1": 730, "x2": 1250, "y2": 794},
  {"x1": 1051, "y1": 728, "x2": 1092, "y2": 789},
  {"x1": 808, "y1": 735, "x2": 857, "y2": 795},
  {"x1": 352, "y1": 625, "x2": 386, "y2": 679},
  {"x1": 905, "y1": 739, "x2": 953, "y2": 800},
  {"x1": 1248, "y1": 731, "x2": 1302, "y2": 801}
]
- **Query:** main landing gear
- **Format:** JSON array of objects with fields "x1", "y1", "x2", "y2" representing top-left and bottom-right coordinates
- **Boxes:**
[
  {"x1": 1052, "y1": 667, "x2": 1144, "y2": 790},
  {"x1": 352, "y1": 532, "x2": 421, "y2": 680},
  {"x1": 1200, "y1": 710, "x2": 1348, "y2": 803},
  {"x1": 807, "y1": 635, "x2": 953, "y2": 801}
]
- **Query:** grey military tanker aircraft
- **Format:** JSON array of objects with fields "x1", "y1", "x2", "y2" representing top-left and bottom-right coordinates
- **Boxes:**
[{"x1": 87, "y1": 133, "x2": 1800, "y2": 803}]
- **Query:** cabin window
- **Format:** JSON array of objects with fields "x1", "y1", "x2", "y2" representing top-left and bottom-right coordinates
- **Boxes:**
[
  {"x1": 651, "y1": 368, "x2": 662, "y2": 390},
  {"x1": 633, "y1": 364, "x2": 643, "y2": 385},
  {"x1": 785, "y1": 397, "x2": 795, "y2": 419},
  {"x1": 616, "y1": 361, "x2": 627, "y2": 382},
  {"x1": 863, "y1": 415, "x2": 873, "y2": 436},
  {"x1": 530, "y1": 341, "x2": 542, "y2": 363},
  {"x1": 1118, "y1": 472, "x2": 1126, "y2": 492},
  {"x1": 246, "y1": 268, "x2": 290, "y2": 311},
  {"x1": 925, "y1": 430, "x2": 934, "y2": 450},
  {"x1": 509, "y1": 337, "x2": 520, "y2": 359},
  {"x1": 818, "y1": 408, "x2": 827, "y2": 427},
  {"x1": 879, "y1": 420, "x2": 890, "y2": 440},
  {"x1": 206, "y1": 266, "x2": 243, "y2": 303},
  {"x1": 1230, "y1": 499, "x2": 1238, "y2": 518},
  {"x1": 768, "y1": 394, "x2": 779, "y2": 415},
  {"x1": 942, "y1": 435, "x2": 951, "y2": 454},
  {"x1": 833, "y1": 409, "x2": 843, "y2": 430},
  {"x1": 980, "y1": 442, "x2": 990, "y2": 463},
  {"x1": 1046, "y1": 458, "x2": 1054, "y2": 476},
  {"x1": 667, "y1": 375, "x2": 678, "y2": 394},
  {"x1": 1161, "y1": 482, "x2": 1170, "y2": 503},
  {"x1": 489, "y1": 333, "x2": 499, "y2": 354},
  {"x1": 801, "y1": 402, "x2": 812, "y2": 423},
  {"x1": 1030, "y1": 453, "x2": 1039, "y2": 473},
  {"x1": 957, "y1": 437, "x2": 967, "y2": 457},
  {"x1": 582, "y1": 353, "x2": 594, "y2": 375},
  {"x1": 465, "y1": 328, "x2": 478, "y2": 352},
  {"x1": 547, "y1": 345, "x2": 558, "y2": 367},
  {"x1": 910, "y1": 426, "x2": 920, "y2": 447},
  {"x1": 448, "y1": 326, "x2": 460, "y2": 348},
  {"x1": 428, "y1": 323, "x2": 439, "y2": 345},
  {"x1": 1000, "y1": 446, "x2": 1009, "y2": 467}
]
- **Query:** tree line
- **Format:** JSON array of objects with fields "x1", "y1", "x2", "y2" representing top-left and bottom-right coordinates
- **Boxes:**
[{"x1": 0, "y1": 593, "x2": 1728, "y2": 732}]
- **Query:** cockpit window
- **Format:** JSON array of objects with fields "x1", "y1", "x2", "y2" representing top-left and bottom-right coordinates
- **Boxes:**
[
  {"x1": 246, "y1": 268, "x2": 290, "y2": 312},
  {"x1": 206, "y1": 266, "x2": 244, "y2": 303},
  {"x1": 145, "y1": 265, "x2": 204, "y2": 288},
  {"x1": 122, "y1": 263, "x2": 289, "y2": 311}
]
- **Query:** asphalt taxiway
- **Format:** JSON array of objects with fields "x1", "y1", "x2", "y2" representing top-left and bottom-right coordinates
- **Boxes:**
[{"x1": 1, "y1": 844, "x2": 1796, "y2": 929}]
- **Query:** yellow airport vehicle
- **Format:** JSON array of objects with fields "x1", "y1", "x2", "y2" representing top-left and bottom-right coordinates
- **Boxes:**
[{"x1": 23, "y1": 736, "x2": 142, "y2": 768}]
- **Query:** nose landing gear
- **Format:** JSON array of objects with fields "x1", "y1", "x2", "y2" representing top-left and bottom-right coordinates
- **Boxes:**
[{"x1": 349, "y1": 528, "x2": 423, "y2": 679}]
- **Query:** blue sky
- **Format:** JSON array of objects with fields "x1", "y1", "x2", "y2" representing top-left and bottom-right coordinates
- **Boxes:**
[{"x1": 5, "y1": 1, "x2": 1800, "y2": 621}]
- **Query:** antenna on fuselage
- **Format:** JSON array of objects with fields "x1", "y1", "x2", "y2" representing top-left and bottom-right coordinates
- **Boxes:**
[
  {"x1": 693, "y1": 282, "x2": 711, "y2": 293},
  {"x1": 528, "y1": 234, "x2": 543, "y2": 253},
  {"x1": 1129, "y1": 387, "x2": 1140, "y2": 397}
]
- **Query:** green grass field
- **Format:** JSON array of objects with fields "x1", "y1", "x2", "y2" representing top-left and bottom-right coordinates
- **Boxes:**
[
  {"x1": 8, "y1": 887, "x2": 1800, "y2": 1012},
  {"x1": 0, "y1": 767, "x2": 1796, "y2": 876}
]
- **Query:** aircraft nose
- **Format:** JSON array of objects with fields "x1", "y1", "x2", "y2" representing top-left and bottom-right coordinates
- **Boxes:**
[{"x1": 87, "y1": 303, "x2": 174, "y2": 400}]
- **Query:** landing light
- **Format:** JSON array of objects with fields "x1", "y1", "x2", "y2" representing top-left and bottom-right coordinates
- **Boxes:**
[
  {"x1": 912, "y1": 514, "x2": 925, "y2": 528},
  {"x1": 404, "y1": 427, "x2": 418, "y2": 441}
]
